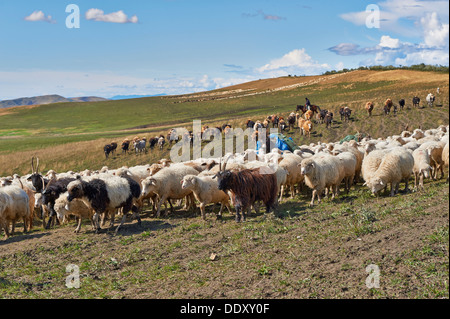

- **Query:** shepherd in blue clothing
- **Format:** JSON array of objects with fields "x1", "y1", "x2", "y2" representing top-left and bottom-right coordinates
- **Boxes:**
[{"x1": 305, "y1": 97, "x2": 311, "y2": 111}]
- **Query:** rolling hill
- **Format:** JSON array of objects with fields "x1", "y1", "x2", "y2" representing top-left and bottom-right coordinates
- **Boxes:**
[
  {"x1": 0, "y1": 94, "x2": 108, "y2": 109},
  {"x1": 0, "y1": 68, "x2": 448, "y2": 176}
]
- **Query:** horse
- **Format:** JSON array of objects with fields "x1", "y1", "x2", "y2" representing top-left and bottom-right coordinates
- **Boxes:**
[{"x1": 296, "y1": 104, "x2": 321, "y2": 114}]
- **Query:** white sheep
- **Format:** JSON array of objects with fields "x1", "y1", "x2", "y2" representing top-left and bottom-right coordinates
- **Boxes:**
[
  {"x1": 181, "y1": 175, "x2": 231, "y2": 220},
  {"x1": 141, "y1": 164, "x2": 199, "y2": 217},
  {"x1": 412, "y1": 149, "x2": 432, "y2": 192},
  {"x1": 411, "y1": 129, "x2": 425, "y2": 140},
  {"x1": 299, "y1": 154, "x2": 342, "y2": 206},
  {"x1": 361, "y1": 149, "x2": 389, "y2": 184},
  {"x1": 364, "y1": 148, "x2": 414, "y2": 196},
  {"x1": 0, "y1": 186, "x2": 30, "y2": 239},
  {"x1": 336, "y1": 151, "x2": 357, "y2": 194},
  {"x1": 54, "y1": 192, "x2": 94, "y2": 233},
  {"x1": 418, "y1": 141, "x2": 445, "y2": 180},
  {"x1": 278, "y1": 152, "x2": 304, "y2": 200}
]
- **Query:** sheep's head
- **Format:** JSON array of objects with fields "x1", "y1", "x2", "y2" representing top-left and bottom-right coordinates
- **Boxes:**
[
  {"x1": 34, "y1": 193, "x2": 43, "y2": 208},
  {"x1": 299, "y1": 159, "x2": 315, "y2": 176},
  {"x1": 141, "y1": 177, "x2": 158, "y2": 197},
  {"x1": 181, "y1": 175, "x2": 196, "y2": 190},
  {"x1": 421, "y1": 167, "x2": 432, "y2": 179},
  {"x1": 365, "y1": 178, "x2": 385, "y2": 195},
  {"x1": 54, "y1": 201, "x2": 69, "y2": 221},
  {"x1": 67, "y1": 179, "x2": 84, "y2": 202}
]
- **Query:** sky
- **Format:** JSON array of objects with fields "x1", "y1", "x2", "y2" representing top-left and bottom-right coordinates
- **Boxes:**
[{"x1": 0, "y1": 0, "x2": 448, "y2": 100}]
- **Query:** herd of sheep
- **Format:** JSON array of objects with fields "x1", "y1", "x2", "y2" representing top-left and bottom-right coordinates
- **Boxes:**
[{"x1": 1, "y1": 123, "x2": 449, "y2": 239}]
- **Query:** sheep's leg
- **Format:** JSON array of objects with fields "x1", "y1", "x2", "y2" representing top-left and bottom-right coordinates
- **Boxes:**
[
  {"x1": 414, "y1": 173, "x2": 419, "y2": 191},
  {"x1": 45, "y1": 206, "x2": 56, "y2": 230},
  {"x1": 1, "y1": 221, "x2": 10, "y2": 239},
  {"x1": 168, "y1": 199, "x2": 175, "y2": 214},
  {"x1": 156, "y1": 198, "x2": 164, "y2": 218},
  {"x1": 419, "y1": 174, "x2": 424, "y2": 191},
  {"x1": 235, "y1": 204, "x2": 242, "y2": 223},
  {"x1": 224, "y1": 201, "x2": 232, "y2": 215},
  {"x1": 404, "y1": 178, "x2": 410, "y2": 193},
  {"x1": 131, "y1": 206, "x2": 142, "y2": 227},
  {"x1": 157, "y1": 196, "x2": 168, "y2": 218},
  {"x1": 290, "y1": 185, "x2": 295, "y2": 199},
  {"x1": 100, "y1": 211, "x2": 107, "y2": 227},
  {"x1": 431, "y1": 166, "x2": 437, "y2": 180},
  {"x1": 216, "y1": 203, "x2": 224, "y2": 219},
  {"x1": 109, "y1": 209, "x2": 117, "y2": 230},
  {"x1": 115, "y1": 214, "x2": 128, "y2": 236},
  {"x1": 390, "y1": 183, "x2": 396, "y2": 197},
  {"x1": 93, "y1": 212, "x2": 101, "y2": 233},
  {"x1": 438, "y1": 164, "x2": 444, "y2": 179},
  {"x1": 74, "y1": 217, "x2": 82, "y2": 233},
  {"x1": 279, "y1": 185, "x2": 285, "y2": 202},
  {"x1": 348, "y1": 175, "x2": 354, "y2": 193},
  {"x1": 11, "y1": 221, "x2": 15, "y2": 236},
  {"x1": 22, "y1": 216, "x2": 28, "y2": 234},
  {"x1": 310, "y1": 190, "x2": 317, "y2": 207},
  {"x1": 332, "y1": 184, "x2": 338, "y2": 199},
  {"x1": 200, "y1": 203, "x2": 206, "y2": 220},
  {"x1": 89, "y1": 216, "x2": 96, "y2": 231}
]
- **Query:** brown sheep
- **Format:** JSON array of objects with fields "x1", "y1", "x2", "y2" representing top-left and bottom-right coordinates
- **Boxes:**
[
  {"x1": 301, "y1": 120, "x2": 313, "y2": 138},
  {"x1": 365, "y1": 102, "x2": 374, "y2": 116}
]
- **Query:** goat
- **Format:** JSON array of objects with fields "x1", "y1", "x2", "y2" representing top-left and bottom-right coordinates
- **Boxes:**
[{"x1": 213, "y1": 156, "x2": 278, "y2": 222}]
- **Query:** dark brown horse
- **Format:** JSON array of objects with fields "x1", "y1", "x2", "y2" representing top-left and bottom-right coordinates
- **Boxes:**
[{"x1": 296, "y1": 104, "x2": 321, "y2": 114}]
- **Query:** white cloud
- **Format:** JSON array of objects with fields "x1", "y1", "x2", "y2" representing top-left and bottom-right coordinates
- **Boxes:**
[
  {"x1": 256, "y1": 49, "x2": 330, "y2": 77},
  {"x1": 395, "y1": 49, "x2": 449, "y2": 66},
  {"x1": 85, "y1": 8, "x2": 138, "y2": 24},
  {"x1": 340, "y1": 0, "x2": 449, "y2": 37},
  {"x1": 379, "y1": 35, "x2": 400, "y2": 48},
  {"x1": 421, "y1": 12, "x2": 449, "y2": 48},
  {"x1": 335, "y1": 0, "x2": 449, "y2": 67},
  {"x1": 24, "y1": 11, "x2": 55, "y2": 23}
]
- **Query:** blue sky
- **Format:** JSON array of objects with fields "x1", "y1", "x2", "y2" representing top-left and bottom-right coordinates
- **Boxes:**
[{"x1": 0, "y1": 0, "x2": 448, "y2": 100}]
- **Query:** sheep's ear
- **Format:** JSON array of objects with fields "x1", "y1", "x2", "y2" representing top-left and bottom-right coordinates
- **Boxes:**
[
  {"x1": 311, "y1": 163, "x2": 315, "y2": 168},
  {"x1": 380, "y1": 180, "x2": 384, "y2": 186}
]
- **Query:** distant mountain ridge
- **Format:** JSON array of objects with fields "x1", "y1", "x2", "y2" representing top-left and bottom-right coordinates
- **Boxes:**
[
  {"x1": 110, "y1": 94, "x2": 167, "y2": 100},
  {"x1": 0, "y1": 94, "x2": 108, "y2": 109}
]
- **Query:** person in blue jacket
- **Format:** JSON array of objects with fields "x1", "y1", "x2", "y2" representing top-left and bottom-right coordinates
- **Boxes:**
[{"x1": 305, "y1": 97, "x2": 311, "y2": 111}]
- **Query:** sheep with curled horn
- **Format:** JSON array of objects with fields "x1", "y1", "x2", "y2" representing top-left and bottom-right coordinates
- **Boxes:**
[{"x1": 213, "y1": 155, "x2": 278, "y2": 223}]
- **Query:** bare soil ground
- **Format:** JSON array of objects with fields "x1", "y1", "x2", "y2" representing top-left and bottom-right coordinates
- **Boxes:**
[{"x1": 1, "y1": 179, "x2": 448, "y2": 299}]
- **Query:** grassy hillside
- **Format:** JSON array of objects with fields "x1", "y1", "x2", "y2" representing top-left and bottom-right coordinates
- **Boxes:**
[{"x1": 0, "y1": 69, "x2": 448, "y2": 177}]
